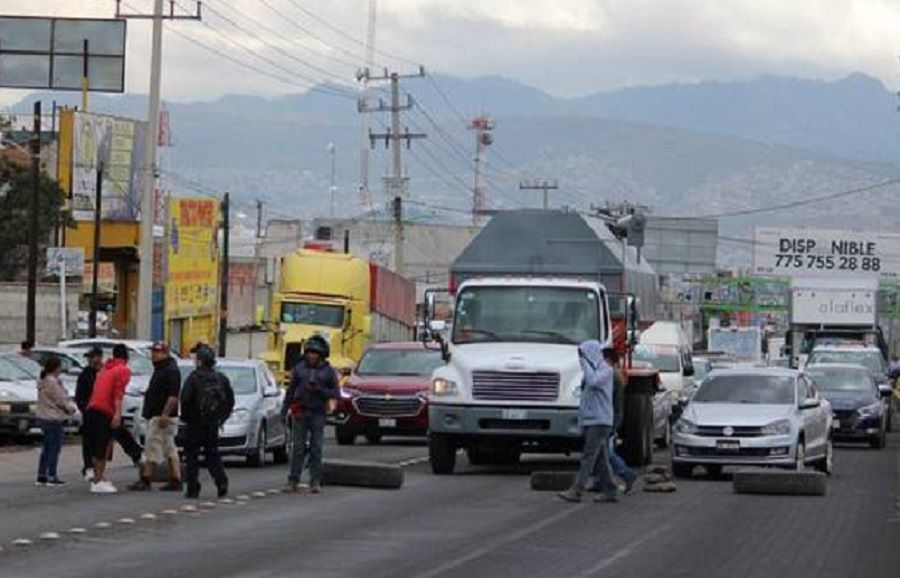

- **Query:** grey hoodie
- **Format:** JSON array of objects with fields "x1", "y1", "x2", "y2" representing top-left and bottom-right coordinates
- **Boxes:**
[
  {"x1": 37, "y1": 375, "x2": 74, "y2": 422},
  {"x1": 577, "y1": 340, "x2": 614, "y2": 427}
]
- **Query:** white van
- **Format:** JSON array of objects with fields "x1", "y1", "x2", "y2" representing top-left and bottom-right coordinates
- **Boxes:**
[{"x1": 636, "y1": 322, "x2": 694, "y2": 390}]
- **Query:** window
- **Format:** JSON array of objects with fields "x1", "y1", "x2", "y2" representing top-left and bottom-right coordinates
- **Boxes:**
[
  {"x1": 357, "y1": 349, "x2": 444, "y2": 376},
  {"x1": 693, "y1": 375, "x2": 795, "y2": 405},
  {"x1": 280, "y1": 302, "x2": 345, "y2": 328}
]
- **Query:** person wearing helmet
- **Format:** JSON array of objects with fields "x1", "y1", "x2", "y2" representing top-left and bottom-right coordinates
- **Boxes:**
[{"x1": 281, "y1": 335, "x2": 339, "y2": 494}]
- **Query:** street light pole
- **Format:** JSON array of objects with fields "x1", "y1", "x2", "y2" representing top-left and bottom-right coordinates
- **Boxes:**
[{"x1": 26, "y1": 101, "x2": 41, "y2": 344}]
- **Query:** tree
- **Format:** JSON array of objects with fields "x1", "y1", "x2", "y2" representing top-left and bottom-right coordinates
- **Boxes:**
[{"x1": 0, "y1": 156, "x2": 69, "y2": 281}]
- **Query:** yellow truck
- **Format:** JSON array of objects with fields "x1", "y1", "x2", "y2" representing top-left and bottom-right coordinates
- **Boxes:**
[{"x1": 261, "y1": 248, "x2": 416, "y2": 382}]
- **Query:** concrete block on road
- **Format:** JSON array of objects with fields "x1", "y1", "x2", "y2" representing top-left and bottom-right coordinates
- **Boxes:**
[
  {"x1": 321, "y1": 460, "x2": 404, "y2": 489},
  {"x1": 530, "y1": 471, "x2": 576, "y2": 492},
  {"x1": 732, "y1": 468, "x2": 827, "y2": 496}
]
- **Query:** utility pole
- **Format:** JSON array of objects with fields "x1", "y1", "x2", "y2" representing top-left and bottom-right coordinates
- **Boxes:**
[
  {"x1": 219, "y1": 193, "x2": 230, "y2": 357},
  {"x1": 519, "y1": 179, "x2": 559, "y2": 210},
  {"x1": 469, "y1": 116, "x2": 495, "y2": 225},
  {"x1": 328, "y1": 142, "x2": 337, "y2": 217},
  {"x1": 117, "y1": 0, "x2": 202, "y2": 339},
  {"x1": 255, "y1": 199, "x2": 263, "y2": 240},
  {"x1": 89, "y1": 155, "x2": 105, "y2": 338},
  {"x1": 26, "y1": 101, "x2": 40, "y2": 344},
  {"x1": 358, "y1": 67, "x2": 427, "y2": 276},
  {"x1": 357, "y1": 0, "x2": 378, "y2": 208}
]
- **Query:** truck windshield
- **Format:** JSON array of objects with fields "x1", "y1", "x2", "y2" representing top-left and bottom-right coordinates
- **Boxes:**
[
  {"x1": 807, "y1": 350, "x2": 884, "y2": 375},
  {"x1": 281, "y1": 302, "x2": 344, "y2": 327},
  {"x1": 452, "y1": 286, "x2": 601, "y2": 345}
]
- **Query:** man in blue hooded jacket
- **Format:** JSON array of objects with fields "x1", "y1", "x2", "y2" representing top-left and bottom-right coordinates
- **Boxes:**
[{"x1": 559, "y1": 340, "x2": 618, "y2": 503}]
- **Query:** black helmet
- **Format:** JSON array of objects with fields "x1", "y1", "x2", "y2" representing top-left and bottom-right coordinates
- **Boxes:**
[
  {"x1": 304, "y1": 335, "x2": 330, "y2": 359},
  {"x1": 194, "y1": 344, "x2": 216, "y2": 367}
]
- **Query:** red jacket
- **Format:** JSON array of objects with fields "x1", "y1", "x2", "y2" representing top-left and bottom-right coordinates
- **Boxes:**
[{"x1": 87, "y1": 358, "x2": 131, "y2": 418}]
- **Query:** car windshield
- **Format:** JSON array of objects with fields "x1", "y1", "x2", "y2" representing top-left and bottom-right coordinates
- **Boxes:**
[
  {"x1": 807, "y1": 368, "x2": 873, "y2": 393},
  {"x1": 179, "y1": 365, "x2": 258, "y2": 395},
  {"x1": 4, "y1": 355, "x2": 40, "y2": 378},
  {"x1": 0, "y1": 357, "x2": 33, "y2": 381},
  {"x1": 807, "y1": 350, "x2": 884, "y2": 375},
  {"x1": 633, "y1": 345, "x2": 681, "y2": 373},
  {"x1": 357, "y1": 349, "x2": 444, "y2": 376},
  {"x1": 281, "y1": 302, "x2": 344, "y2": 327},
  {"x1": 452, "y1": 286, "x2": 601, "y2": 345},
  {"x1": 693, "y1": 374, "x2": 795, "y2": 405}
]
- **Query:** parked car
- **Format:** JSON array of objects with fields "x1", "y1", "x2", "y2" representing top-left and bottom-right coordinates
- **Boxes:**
[
  {"x1": 806, "y1": 364, "x2": 889, "y2": 448},
  {"x1": 333, "y1": 342, "x2": 444, "y2": 445},
  {"x1": 0, "y1": 356, "x2": 40, "y2": 436},
  {"x1": 805, "y1": 344, "x2": 893, "y2": 431},
  {"x1": 28, "y1": 347, "x2": 87, "y2": 396},
  {"x1": 59, "y1": 339, "x2": 157, "y2": 358},
  {"x1": 631, "y1": 343, "x2": 684, "y2": 448},
  {"x1": 132, "y1": 359, "x2": 288, "y2": 467},
  {"x1": 671, "y1": 368, "x2": 832, "y2": 478},
  {"x1": 0, "y1": 352, "x2": 81, "y2": 433}
]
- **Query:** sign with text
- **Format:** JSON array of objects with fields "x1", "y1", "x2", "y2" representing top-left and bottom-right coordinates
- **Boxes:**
[
  {"x1": 166, "y1": 197, "x2": 220, "y2": 318},
  {"x1": 45, "y1": 247, "x2": 85, "y2": 276},
  {"x1": 753, "y1": 227, "x2": 900, "y2": 280}
]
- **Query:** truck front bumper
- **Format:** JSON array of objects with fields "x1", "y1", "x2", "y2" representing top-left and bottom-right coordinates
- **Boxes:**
[{"x1": 429, "y1": 404, "x2": 581, "y2": 440}]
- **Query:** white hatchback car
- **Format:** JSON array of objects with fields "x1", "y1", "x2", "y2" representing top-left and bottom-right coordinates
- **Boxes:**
[{"x1": 671, "y1": 368, "x2": 833, "y2": 478}]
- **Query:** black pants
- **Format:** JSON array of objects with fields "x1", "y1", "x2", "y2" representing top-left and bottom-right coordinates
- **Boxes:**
[
  {"x1": 183, "y1": 421, "x2": 227, "y2": 494},
  {"x1": 81, "y1": 421, "x2": 143, "y2": 471}
]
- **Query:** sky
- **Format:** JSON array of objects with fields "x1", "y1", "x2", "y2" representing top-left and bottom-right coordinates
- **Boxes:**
[{"x1": 1, "y1": 0, "x2": 900, "y2": 106}]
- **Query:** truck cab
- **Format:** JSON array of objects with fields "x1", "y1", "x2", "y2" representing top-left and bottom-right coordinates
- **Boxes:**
[{"x1": 427, "y1": 277, "x2": 612, "y2": 474}]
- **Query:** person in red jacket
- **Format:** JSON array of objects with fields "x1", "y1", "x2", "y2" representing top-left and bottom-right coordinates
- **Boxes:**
[{"x1": 83, "y1": 344, "x2": 132, "y2": 494}]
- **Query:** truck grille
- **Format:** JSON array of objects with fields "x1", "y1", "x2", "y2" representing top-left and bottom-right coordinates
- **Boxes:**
[
  {"x1": 471, "y1": 371, "x2": 560, "y2": 402},
  {"x1": 354, "y1": 396, "x2": 422, "y2": 418}
]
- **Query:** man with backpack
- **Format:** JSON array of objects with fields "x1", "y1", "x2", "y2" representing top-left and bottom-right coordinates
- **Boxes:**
[
  {"x1": 281, "y1": 335, "x2": 339, "y2": 494},
  {"x1": 180, "y1": 344, "x2": 234, "y2": 499}
]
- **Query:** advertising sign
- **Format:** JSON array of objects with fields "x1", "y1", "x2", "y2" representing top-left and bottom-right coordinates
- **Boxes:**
[
  {"x1": 45, "y1": 247, "x2": 85, "y2": 276},
  {"x1": 82, "y1": 262, "x2": 117, "y2": 294},
  {"x1": 70, "y1": 111, "x2": 147, "y2": 221},
  {"x1": 166, "y1": 197, "x2": 220, "y2": 318},
  {"x1": 790, "y1": 278, "x2": 878, "y2": 327},
  {"x1": 753, "y1": 227, "x2": 900, "y2": 280}
]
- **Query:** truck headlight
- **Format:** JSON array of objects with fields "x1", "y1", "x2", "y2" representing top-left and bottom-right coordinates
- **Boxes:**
[
  {"x1": 761, "y1": 419, "x2": 792, "y2": 436},
  {"x1": 228, "y1": 409, "x2": 250, "y2": 426},
  {"x1": 858, "y1": 402, "x2": 882, "y2": 418},
  {"x1": 432, "y1": 378, "x2": 458, "y2": 396},
  {"x1": 673, "y1": 419, "x2": 697, "y2": 434}
]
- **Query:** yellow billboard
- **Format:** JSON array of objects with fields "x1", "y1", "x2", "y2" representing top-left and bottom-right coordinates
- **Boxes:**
[{"x1": 166, "y1": 197, "x2": 220, "y2": 318}]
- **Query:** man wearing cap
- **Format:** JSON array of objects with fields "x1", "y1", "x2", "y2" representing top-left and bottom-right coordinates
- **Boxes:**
[
  {"x1": 75, "y1": 347, "x2": 104, "y2": 481},
  {"x1": 129, "y1": 342, "x2": 182, "y2": 492}
]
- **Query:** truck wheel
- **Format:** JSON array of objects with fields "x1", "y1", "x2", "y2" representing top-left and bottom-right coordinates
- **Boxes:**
[
  {"x1": 429, "y1": 434, "x2": 456, "y2": 475},
  {"x1": 492, "y1": 446, "x2": 521, "y2": 466},
  {"x1": 672, "y1": 462, "x2": 694, "y2": 479},
  {"x1": 336, "y1": 426, "x2": 356, "y2": 446}
]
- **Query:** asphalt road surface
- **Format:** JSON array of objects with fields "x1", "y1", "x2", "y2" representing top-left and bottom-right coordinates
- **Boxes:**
[{"x1": 0, "y1": 431, "x2": 897, "y2": 578}]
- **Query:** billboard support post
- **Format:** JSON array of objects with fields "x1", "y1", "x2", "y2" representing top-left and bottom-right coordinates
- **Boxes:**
[
  {"x1": 81, "y1": 39, "x2": 89, "y2": 112},
  {"x1": 26, "y1": 101, "x2": 41, "y2": 344},
  {"x1": 89, "y1": 155, "x2": 104, "y2": 338}
]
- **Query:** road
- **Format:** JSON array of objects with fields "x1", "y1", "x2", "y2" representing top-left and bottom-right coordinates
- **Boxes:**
[{"x1": 0, "y1": 431, "x2": 897, "y2": 578}]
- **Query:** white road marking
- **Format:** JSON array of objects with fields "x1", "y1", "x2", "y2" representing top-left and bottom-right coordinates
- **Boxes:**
[
  {"x1": 94, "y1": 522, "x2": 112, "y2": 529},
  {"x1": 218, "y1": 498, "x2": 235, "y2": 504},
  {"x1": 397, "y1": 456, "x2": 430, "y2": 468},
  {"x1": 573, "y1": 524, "x2": 674, "y2": 577},
  {"x1": 251, "y1": 491, "x2": 267, "y2": 498},
  {"x1": 180, "y1": 505, "x2": 198, "y2": 512},
  {"x1": 117, "y1": 518, "x2": 136, "y2": 525},
  {"x1": 39, "y1": 532, "x2": 61, "y2": 541},
  {"x1": 199, "y1": 501, "x2": 217, "y2": 509},
  {"x1": 10, "y1": 539, "x2": 33, "y2": 548},
  {"x1": 160, "y1": 509, "x2": 179, "y2": 516},
  {"x1": 139, "y1": 513, "x2": 157, "y2": 521},
  {"x1": 68, "y1": 528, "x2": 87, "y2": 535},
  {"x1": 236, "y1": 494, "x2": 250, "y2": 501},
  {"x1": 267, "y1": 488, "x2": 281, "y2": 495}
]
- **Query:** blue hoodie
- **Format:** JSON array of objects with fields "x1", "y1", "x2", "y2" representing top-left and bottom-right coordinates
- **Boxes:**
[{"x1": 578, "y1": 340, "x2": 614, "y2": 427}]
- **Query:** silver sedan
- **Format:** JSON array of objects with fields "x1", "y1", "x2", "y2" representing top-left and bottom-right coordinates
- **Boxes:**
[{"x1": 671, "y1": 368, "x2": 833, "y2": 478}]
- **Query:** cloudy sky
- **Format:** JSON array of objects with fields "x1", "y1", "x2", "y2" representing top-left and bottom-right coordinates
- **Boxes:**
[{"x1": 2, "y1": 0, "x2": 900, "y2": 105}]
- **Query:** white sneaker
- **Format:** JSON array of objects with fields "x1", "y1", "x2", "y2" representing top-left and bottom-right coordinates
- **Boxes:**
[
  {"x1": 83, "y1": 469, "x2": 95, "y2": 483},
  {"x1": 90, "y1": 480, "x2": 118, "y2": 494}
]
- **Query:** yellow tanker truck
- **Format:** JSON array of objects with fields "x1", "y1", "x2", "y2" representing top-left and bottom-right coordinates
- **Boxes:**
[{"x1": 260, "y1": 248, "x2": 416, "y2": 383}]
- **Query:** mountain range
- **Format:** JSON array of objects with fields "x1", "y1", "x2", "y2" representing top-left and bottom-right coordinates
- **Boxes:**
[{"x1": 7, "y1": 72, "x2": 900, "y2": 267}]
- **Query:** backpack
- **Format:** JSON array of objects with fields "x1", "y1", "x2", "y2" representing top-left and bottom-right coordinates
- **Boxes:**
[{"x1": 199, "y1": 371, "x2": 231, "y2": 424}]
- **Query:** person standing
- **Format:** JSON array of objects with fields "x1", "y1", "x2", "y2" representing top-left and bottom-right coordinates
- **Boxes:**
[
  {"x1": 36, "y1": 357, "x2": 77, "y2": 486},
  {"x1": 180, "y1": 344, "x2": 234, "y2": 499},
  {"x1": 75, "y1": 347, "x2": 104, "y2": 481},
  {"x1": 129, "y1": 342, "x2": 182, "y2": 492},
  {"x1": 606, "y1": 348, "x2": 637, "y2": 494},
  {"x1": 83, "y1": 344, "x2": 132, "y2": 494},
  {"x1": 558, "y1": 340, "x2": 618, "y2": 503},
  {"x1": 281, "y1": 335, "x2": 339, "y2": 494}
]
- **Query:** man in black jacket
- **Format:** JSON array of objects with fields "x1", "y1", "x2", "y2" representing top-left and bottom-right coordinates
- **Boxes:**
[
  {"x1": 129, "y1": 342, "x2": 182, "y2": 491},
  {"x1": 180, "y1": 344, "x2": 234, "y2": 499}
]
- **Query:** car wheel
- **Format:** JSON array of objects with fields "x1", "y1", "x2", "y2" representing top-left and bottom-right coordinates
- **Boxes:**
[
  {"x1": 246, "y1": 425, "x2": 267, "y2": 468},
  {"x1": 887, "y1": 404, "x2": 894, "y2": 433},
  {"x1": 365, "y1": 431, "x2": 383, "y2": 445},
  {"x1": 704, "y1": 464, "x2": 723, "y2": 479},
  {"x1": 870, "y1": 429, "x2": 886, "y2": 449},
  {"x1": 672, "y1": 462, "x2": 694, "y2": 479},
  {"x1": 815, "y1": 436, "x2": 833, "y2": 475},
  {"x1": 272, "y1": 434, "x2": 289, "y2": 464},
  {"x1": 429, "y1": 434, "x2": 456, "y2": 475},
  {"x1": 335, "y1": 425, "x2": 356, "y2": 446},
  {"x1": 794, "y1": 437, "x2": 806, "y2": 471}
]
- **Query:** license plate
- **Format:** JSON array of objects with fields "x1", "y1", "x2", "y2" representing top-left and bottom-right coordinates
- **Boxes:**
[
  {"x1": 832, "y1": 420, "x2": 840, "y2": 430},
  {"x1": 378, "y1": 418, "x2": 396, "y2": 428},
  {"x1": 716, "y1": 440, "x2": 740, "y2": 453},
  {"x1": 502, "y1": 409, "x2": 528, "y2": 420}
]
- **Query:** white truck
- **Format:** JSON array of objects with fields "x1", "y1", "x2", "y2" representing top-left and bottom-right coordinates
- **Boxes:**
[{"x1": 426, "y1": 277, "x2": 616, "y2": 474}]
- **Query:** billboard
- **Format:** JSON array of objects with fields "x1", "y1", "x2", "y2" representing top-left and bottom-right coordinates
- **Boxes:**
[
  {"x1": 69, "y1": 111, "x2": 147, "y2": 221},
  {"x1": 790, "y1": 278, "x2": 877, "y2": 327},
  {"x1": 753, "y1": 227, "x2": 900, "y2": 280},
  {"x1": 642, "y1": 217, "x2": 718, "y2": 276},
  {"x1": 166, "y1": 197, "x2": 220, "y2": 318},
  {"x1": 0, "y1": 16, "x2": 126, "y2": 92}
]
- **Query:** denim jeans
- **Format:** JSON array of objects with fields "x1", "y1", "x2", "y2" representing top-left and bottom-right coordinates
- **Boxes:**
[
  {"x1": 575, "y1": 424, "x2": 616, "y2": 497},
  {"x1": 38, "y1": 420, "x2": 65, "y2": 479},
  {"x1": 289, "y1": 413, "x2": 325, "y2": 484},
  {"x1": 608, "y1": 435, "x2": 635, "y2": 481}
]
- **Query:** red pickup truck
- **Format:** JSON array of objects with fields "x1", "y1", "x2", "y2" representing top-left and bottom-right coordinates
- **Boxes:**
[{"x1": 334, "y1": 342, "x2": 444, "y2": 445}]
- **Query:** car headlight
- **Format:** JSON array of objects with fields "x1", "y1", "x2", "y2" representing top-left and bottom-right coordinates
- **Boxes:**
[
  {"x1": 340, "y1": 387, "x2": 360, "y2": 399},
  {"x1": 673, "y1": 419, "x2": 697, "y2": 434},
  {"x1": 431, "y1": 377, "x2": 458, "y2": 396},
  {"x1": 761, "y1": 419, "x2": 792, "y2": 436},
  {"x1": 0, "y1": 389, "x2": 21, "y2": 401},
  {"x1": 858, "y1": 402, "x2": 882, "y2": 418},
  {"x1": 227, "y1": 408, "x2": 250, "y2": 426}
]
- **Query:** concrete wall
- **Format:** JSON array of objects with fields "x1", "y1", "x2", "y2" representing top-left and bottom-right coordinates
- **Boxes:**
[{"x1": 0, "y1": 282, "x2": 81, "y2": 345}]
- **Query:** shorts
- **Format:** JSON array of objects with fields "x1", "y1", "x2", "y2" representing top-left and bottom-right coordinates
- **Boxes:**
[
  {"x1": 143, "y1": 417, "x2": 179, "y2": 464},
  {"x1": 82, "y1": 408, "x2": 112, "y2": 461}
]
